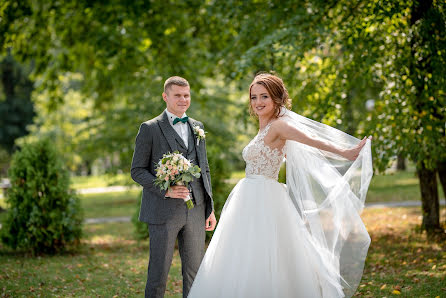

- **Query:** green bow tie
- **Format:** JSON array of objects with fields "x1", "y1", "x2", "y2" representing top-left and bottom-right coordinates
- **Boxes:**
[{"x1": 173, "y1": 116, "x2": 188, "y2": 125}]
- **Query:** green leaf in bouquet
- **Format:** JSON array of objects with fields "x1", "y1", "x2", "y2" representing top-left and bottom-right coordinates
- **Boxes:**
[
  {"x1": 182, "y1": 175, "x2": 193, "y2": 183},
  {"x1": 163, "y1": 180, "x2": 170, "y2": 190}
]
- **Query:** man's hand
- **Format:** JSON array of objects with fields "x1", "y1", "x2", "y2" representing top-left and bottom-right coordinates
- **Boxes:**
[
  {"x1": 205, "y1": 211, "x2": 217, "y2": 231},
  {"x1": 165, "y1": 185, "x2": 190, "y2": 199}
]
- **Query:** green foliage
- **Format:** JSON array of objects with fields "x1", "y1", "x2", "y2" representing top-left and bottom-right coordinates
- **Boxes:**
[
  {"x1": 0, "y1": 139, "x2": 83, "y2": 254},
  {"x1": 206, "y1": 0, "x2": 446, "y2": 173},
  {"x1": 2, "y1": 1, "x2": 240, "y2": 175},
  {"x1": 3, "y1": 0, "x2": 444, "y2": 231},
  {"x1": 0, "y1": 147, "x2": 10, "y2": 177},
  {"x1": 206, "y1": 144, "x2": 232, "y2": 222},
  {"x1": 132, "y1": 191, "x2": 148, "y2": 240},
  {"x1": 0, "y1": 50, "x2": 34, "y2": 153}
]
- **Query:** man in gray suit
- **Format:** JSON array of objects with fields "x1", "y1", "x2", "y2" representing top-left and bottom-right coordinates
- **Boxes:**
[{"x1": 131, "y1": 76, "x2": 217, "y2": 298}]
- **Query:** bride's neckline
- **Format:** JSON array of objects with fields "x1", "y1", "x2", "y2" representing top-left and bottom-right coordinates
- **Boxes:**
[{"x1": 258, "y1": 120, "x2": 275, "y2": 134}]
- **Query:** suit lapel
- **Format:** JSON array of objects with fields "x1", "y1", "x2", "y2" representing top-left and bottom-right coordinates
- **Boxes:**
[
  {"x1": 187, "y1": 122, "x2": 195, "y2": 154},
  {"x1": 188, "y1": 118, "x2": 211, "y2": 197},
  {"x1": 188, "y1": 119, "x2": 203, "y2": 165},
  {"x1": 158, "y1": 111, "x2": 180, "y2": 152}
]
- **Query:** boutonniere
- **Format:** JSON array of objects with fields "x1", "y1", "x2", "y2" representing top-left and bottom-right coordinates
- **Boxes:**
[{"x1": 193, "y1": 125, "x2": 206, "y2": 146}]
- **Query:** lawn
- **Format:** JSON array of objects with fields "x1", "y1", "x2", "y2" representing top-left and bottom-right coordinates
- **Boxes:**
[
  {"x1": 0, "y1": 207, "x2": 444, "y2": 297},
  {"x1": 0, "y1": 191, "x2": 140, "y2": 223},
  {"x1": 358, "y1": 207, "x2": 446, "y2": 297},
  {"x1": 1, "y1": 170, "x2": 445, "y2": 297},
  {"x1": 70, "y1": 173, "x2": 133, "y2": 190},
  {"x1": 80, "y1": 190, "x2": 140, "y2": 219},
  {"x1": 0, "y1": 222, "x2": 183, "y2": 297}
]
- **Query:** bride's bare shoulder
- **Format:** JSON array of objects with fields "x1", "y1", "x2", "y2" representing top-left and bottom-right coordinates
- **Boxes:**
[{"x1": 271, "y1": 118, "x2": 292, "y2": 131}]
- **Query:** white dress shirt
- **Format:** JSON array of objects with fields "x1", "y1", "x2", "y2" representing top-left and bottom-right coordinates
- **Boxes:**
[{"x1": 165, "y1": 109, "x2": 189, "y2": 148}]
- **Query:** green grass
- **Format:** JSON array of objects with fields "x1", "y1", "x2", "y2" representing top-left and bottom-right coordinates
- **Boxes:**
[
  {"x1": 367, "y1": 171, "x2": 422, "y2": 203},
  {"x1": 357, "y1": 207, "x2": 446, "y2": 297},
  {"x1": 0, "y1": 207, "x2": 444, "y2": 297},
  {"x1": 70, "y1": 173, "x2": 133, "y2": 190},
  {"x1": 79, "y1": 190, "x2": 140, "y2": 219},
  {"x1": 0, "y1": 221, "x2": 182, "y2": 297},
  {"x1": 0, "y1": 190, "x2": 140, "y2": 222}
]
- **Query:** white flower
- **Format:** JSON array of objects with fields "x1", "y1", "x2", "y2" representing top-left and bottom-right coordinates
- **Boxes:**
[{"x1": 193, "y1": 125, "x2": 206, "y2": 146}]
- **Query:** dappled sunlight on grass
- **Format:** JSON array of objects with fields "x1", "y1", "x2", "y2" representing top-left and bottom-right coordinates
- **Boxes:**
[
  {"x1": 1, "y1": 192, "x2": 445, "y2": 297},
  {"x1": 357, "y1": 207, "x2": 446, "y2": 297},
  {"x1": 85, "y1": 234, "x2": 136, "y2": 247}
]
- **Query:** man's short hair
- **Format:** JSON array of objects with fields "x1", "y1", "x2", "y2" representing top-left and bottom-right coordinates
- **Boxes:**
[{"x1": 164, "y1": 76, "x2": 189, "y2": 93}]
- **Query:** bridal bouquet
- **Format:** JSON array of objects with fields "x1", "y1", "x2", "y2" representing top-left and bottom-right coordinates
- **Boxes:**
[{"x1": 154, "y1": 151, "x2": 201, "y2": 209}]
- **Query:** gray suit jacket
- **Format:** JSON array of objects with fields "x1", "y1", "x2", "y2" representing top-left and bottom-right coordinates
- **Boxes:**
[{"x1": 131, "y1": 111, "x2": 214, "y2": 224}]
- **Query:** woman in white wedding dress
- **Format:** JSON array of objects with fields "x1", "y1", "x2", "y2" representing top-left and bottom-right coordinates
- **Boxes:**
[{"x1": 188, "y1": 73, "x2": 373, "y2": 298}]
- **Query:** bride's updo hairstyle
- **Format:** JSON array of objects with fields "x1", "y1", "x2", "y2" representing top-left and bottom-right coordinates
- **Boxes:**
[{"x1": 249, "y1": 73, "x2": 292, "y2": 118}]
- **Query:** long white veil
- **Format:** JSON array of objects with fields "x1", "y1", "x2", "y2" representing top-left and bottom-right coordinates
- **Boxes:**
[{"x1": 283, "y1": 108, "x2": 373, "y2": 297}]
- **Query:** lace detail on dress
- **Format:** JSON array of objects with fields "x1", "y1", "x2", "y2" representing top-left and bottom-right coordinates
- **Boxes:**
[{"x1": 242, "y1": 122, "x2": 285, "y2": 180}]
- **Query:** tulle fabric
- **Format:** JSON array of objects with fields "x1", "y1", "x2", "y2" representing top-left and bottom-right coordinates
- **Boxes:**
[
  {"x1": 188, "y1": 175, "x2": 344, "y2": 298},
  {"x1": 282, "y1": 108, "x2": 373, "y2": 297},
  {"x1": 188, "y1": 108, "x2": 372, "y2": 298}
]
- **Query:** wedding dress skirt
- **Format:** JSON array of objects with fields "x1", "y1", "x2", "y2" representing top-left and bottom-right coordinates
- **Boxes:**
[{"x1": 188, "y1": 175, "x2": 345, "y2": 298}]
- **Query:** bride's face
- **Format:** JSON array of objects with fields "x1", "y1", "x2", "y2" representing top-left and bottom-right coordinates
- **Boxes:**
[{"x1": 250, "y1": 84, "x2": 275, "y2": 118}]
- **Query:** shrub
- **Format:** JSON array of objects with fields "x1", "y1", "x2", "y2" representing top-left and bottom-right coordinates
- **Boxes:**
[
  {"x1": 132, "y1": 191, "x2": 148, "y2": 239},
  {"x1": 0, "y1": 139, "x2": 83, "y2": 254}
]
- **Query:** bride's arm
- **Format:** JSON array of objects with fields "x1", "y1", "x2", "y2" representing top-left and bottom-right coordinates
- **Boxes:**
[{"x1": 272, "y1": 120, "x2": 368, "y2": 161}]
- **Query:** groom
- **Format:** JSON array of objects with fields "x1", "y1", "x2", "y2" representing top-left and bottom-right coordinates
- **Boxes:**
[{"x1": 131, "y1": 76, "x2": 217, "y2": 298}]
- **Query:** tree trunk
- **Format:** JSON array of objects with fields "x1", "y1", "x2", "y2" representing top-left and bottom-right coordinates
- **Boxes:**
[
  {"x1": 438, "y1": 161, "x2": 446, "y2": 206},
  {"x1": 417, "y1": 163, "x2": 441, "y2": 234},
  {"x1": 397, "y1": 154, "x2": 406, "y2": 171}
]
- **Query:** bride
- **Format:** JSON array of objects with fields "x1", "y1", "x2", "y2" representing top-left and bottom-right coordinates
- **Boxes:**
[{"x1": 188, "y1": 73, "x2": 373, "y2": 298}]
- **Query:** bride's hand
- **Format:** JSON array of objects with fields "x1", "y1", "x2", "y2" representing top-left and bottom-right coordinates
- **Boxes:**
[{"x1": 342, "y1": 136, "x2": 372, "y2": 161}]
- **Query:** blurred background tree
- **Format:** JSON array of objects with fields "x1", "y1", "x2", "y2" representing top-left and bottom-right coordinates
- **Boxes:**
[
  {"x1": 0, "y1": 48, "x2": 35, "y2": 169},
  {"x1": 0, "y1": 0, "x2": 444, "y2": 235},
  {"x1": 201, "y1": 0, "x2": 446, "y2": 235}
]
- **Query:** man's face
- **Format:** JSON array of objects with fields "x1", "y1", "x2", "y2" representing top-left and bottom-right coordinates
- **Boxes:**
[{"x1": 162, "y1": 85, "x2": 191, "y2": 117}]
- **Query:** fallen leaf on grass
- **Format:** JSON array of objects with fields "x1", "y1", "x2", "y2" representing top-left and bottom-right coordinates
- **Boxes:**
[
  {"x1": 380, "y1": 284, "x2": 387, "y2": 290},
  {"x1": 392, "y1": 290, "x2": 401, "y2": 294}
]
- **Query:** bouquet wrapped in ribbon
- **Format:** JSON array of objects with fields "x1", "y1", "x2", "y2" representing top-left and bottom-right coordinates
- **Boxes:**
[{"x1": 154, "y1": 151, "x2": 201, "y2": 209}]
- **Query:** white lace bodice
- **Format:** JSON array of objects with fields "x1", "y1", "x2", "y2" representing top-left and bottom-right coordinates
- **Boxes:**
[{"x1": 242, "y1": 122, "x2": 285, "y2": 180}]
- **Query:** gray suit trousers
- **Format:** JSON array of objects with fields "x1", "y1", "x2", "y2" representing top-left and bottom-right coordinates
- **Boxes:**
[{"x1": 145, "y1": 202, "x2": 206, "y2": 298}]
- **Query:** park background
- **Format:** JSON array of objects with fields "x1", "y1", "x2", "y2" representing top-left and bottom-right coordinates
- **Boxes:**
[{"x1": 0, "y1": 0, "x2": 445, "y2": 297}]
